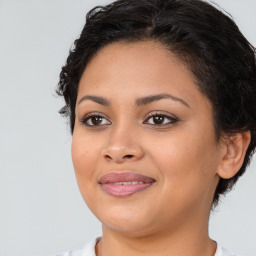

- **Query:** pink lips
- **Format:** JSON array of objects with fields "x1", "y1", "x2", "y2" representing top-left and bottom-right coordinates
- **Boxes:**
[{"x1": 99, "y1": 172, "x2": 155, "y2": 197}]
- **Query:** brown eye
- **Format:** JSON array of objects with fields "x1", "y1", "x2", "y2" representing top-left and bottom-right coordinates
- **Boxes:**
[
  {"x1": 152, "y1": 116, "x2": 165, "y2": 125},
  {"x1": 81, "y1": 115, "x2": 111, "y2": 126},
  {"x1": 90, "y1": 116, "x2": 104, "y2": 125},
  {"x1": 144, "y1": 114, "x2": 178, "y2": 125}
]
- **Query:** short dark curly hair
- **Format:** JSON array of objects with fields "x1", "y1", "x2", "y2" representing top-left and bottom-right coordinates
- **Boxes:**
[{"x1": 57, "y1": 0, "x2": 256, "y2": 206}]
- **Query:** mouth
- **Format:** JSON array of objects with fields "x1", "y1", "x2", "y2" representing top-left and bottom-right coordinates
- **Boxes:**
[{"x1": 99, "y1": 172, "x2": 156, "y2": 197}]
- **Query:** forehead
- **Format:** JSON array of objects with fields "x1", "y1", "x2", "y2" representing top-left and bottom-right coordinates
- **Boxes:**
[
  {"x1": 78, "y1": 41, "x2": 211, "y2": 112},
  {"x1": 83, "y1": 41, "x2": 189, "y2": 83}
]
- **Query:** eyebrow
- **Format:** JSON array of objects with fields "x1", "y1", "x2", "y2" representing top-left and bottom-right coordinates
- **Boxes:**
[
  {"x1": 78, "y1": 93, "x2": 190, "y2": 108},
  {"x1": 135, "y1": 93, "x2": 190, "y2": 108},
  {"x1": 78, "y1": 95, "x2": 110, "y2": 106}
]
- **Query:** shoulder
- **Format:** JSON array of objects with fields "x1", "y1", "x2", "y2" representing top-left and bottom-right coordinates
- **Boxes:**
[
  {"x1": 54, "y1": 239, "x2": 245, "y2": 256},
  {"x1": 54, "y1": 238, "x2": 100, "y2": 256},
  {"x1": 215, "y1": 243, "x2": 241, "y2": 256}
]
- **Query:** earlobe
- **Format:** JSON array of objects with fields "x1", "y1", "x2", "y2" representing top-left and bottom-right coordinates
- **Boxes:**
[{"x1": 217, "y1": 131, "x2": 251, "y2": 179}]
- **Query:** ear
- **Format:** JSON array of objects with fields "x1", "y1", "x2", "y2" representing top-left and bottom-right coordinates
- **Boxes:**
[{"x1": 217, "y1": 131, "x2": 251, "y2": 179}]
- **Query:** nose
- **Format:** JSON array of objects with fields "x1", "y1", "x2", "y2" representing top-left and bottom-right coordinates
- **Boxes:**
[{"x1": 102, "y1": 127, "x2": 144, "y2": 163}]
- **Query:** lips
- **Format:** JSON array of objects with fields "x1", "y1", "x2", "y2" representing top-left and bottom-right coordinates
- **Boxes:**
[{"x1": 99, "y1": 172, "x2": 155, "y2": 197}]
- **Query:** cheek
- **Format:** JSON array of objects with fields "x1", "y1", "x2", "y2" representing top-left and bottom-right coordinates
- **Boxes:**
[
  {"x1": 71, "y1": 132, "x2": 99, "y2": 190},
  {"x1": 149, "y1": 127, "x2": 219, "y2": 197}
]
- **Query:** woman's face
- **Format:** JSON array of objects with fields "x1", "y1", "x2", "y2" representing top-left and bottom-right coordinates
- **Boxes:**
[{"x1": 72, "y1": 41, "x2": 221, "y2": 236}]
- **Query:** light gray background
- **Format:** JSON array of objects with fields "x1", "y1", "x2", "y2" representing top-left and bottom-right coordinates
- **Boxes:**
[{"x1": 0, "y1": 0, "x2": 255, "y2": 256}]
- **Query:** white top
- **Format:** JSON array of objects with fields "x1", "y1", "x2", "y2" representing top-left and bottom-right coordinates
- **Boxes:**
[{"x1": 55, "y1": 238, "x2": 239, "y2": 256}]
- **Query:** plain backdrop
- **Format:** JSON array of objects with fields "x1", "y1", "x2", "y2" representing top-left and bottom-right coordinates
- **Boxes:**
[{"x1": 0, "y1": 0, "x2": 255, "y2": 255}]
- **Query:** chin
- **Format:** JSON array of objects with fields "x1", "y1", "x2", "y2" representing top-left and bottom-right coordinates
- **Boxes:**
[
  {"x1": 94, "y1": 205, "x2": 156, "y2": 236},
  {"x1": 102, "y1": 221, "x2": 156, "y2": 238}
]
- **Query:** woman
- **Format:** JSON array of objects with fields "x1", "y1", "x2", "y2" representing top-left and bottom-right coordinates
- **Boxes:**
[{"x1": 56, "y1": 0, "x2": 256, "y2": 255}]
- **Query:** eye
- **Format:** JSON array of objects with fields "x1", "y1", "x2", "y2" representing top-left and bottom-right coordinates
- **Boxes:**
[
  {"x1": 144, "y1": 114, "x2": 178, "y2": 126},
  {"x1": 80, "y1": 114, "x2": 111, "y2": 126}
]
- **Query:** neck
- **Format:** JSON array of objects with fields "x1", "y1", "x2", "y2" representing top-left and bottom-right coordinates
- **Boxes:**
[{"x1": 96, "y1": 213, "x2": 217, "y2": 256}]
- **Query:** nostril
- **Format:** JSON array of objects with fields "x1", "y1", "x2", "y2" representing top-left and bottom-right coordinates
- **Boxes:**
[
  {"x1": 104, "y1": 155, "x2": 112, "y2": 160},
  {"x1": 124, "y1": 155, "x2": 134, "y2": 159},
  {"x1": 104, "y1": 154, "x2": 134, "y2": 162}
]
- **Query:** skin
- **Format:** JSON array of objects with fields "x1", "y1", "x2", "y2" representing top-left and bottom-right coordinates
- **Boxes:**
[{"x1": 71, "y1": 41, "x2": 250, "y2": 256}]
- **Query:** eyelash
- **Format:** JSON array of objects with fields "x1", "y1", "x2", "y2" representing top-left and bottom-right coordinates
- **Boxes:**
[
  {"x1": 143, "y1": 112, "x2": 178, "y2": 126},
  {"x1": 79, "y1": 112, "x2": 178, "y2": 127},
  {"x1": 80, "y1": 112, "x2": 111, "y2": 127}
]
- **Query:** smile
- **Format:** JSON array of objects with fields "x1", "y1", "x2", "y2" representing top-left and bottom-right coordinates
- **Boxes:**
[
  {"x1": 111, "y1": 181, "x2": 145, "y2": 185},
  {"x1": 99, "y1": 172, "x2": 155, "y2": 197}
]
